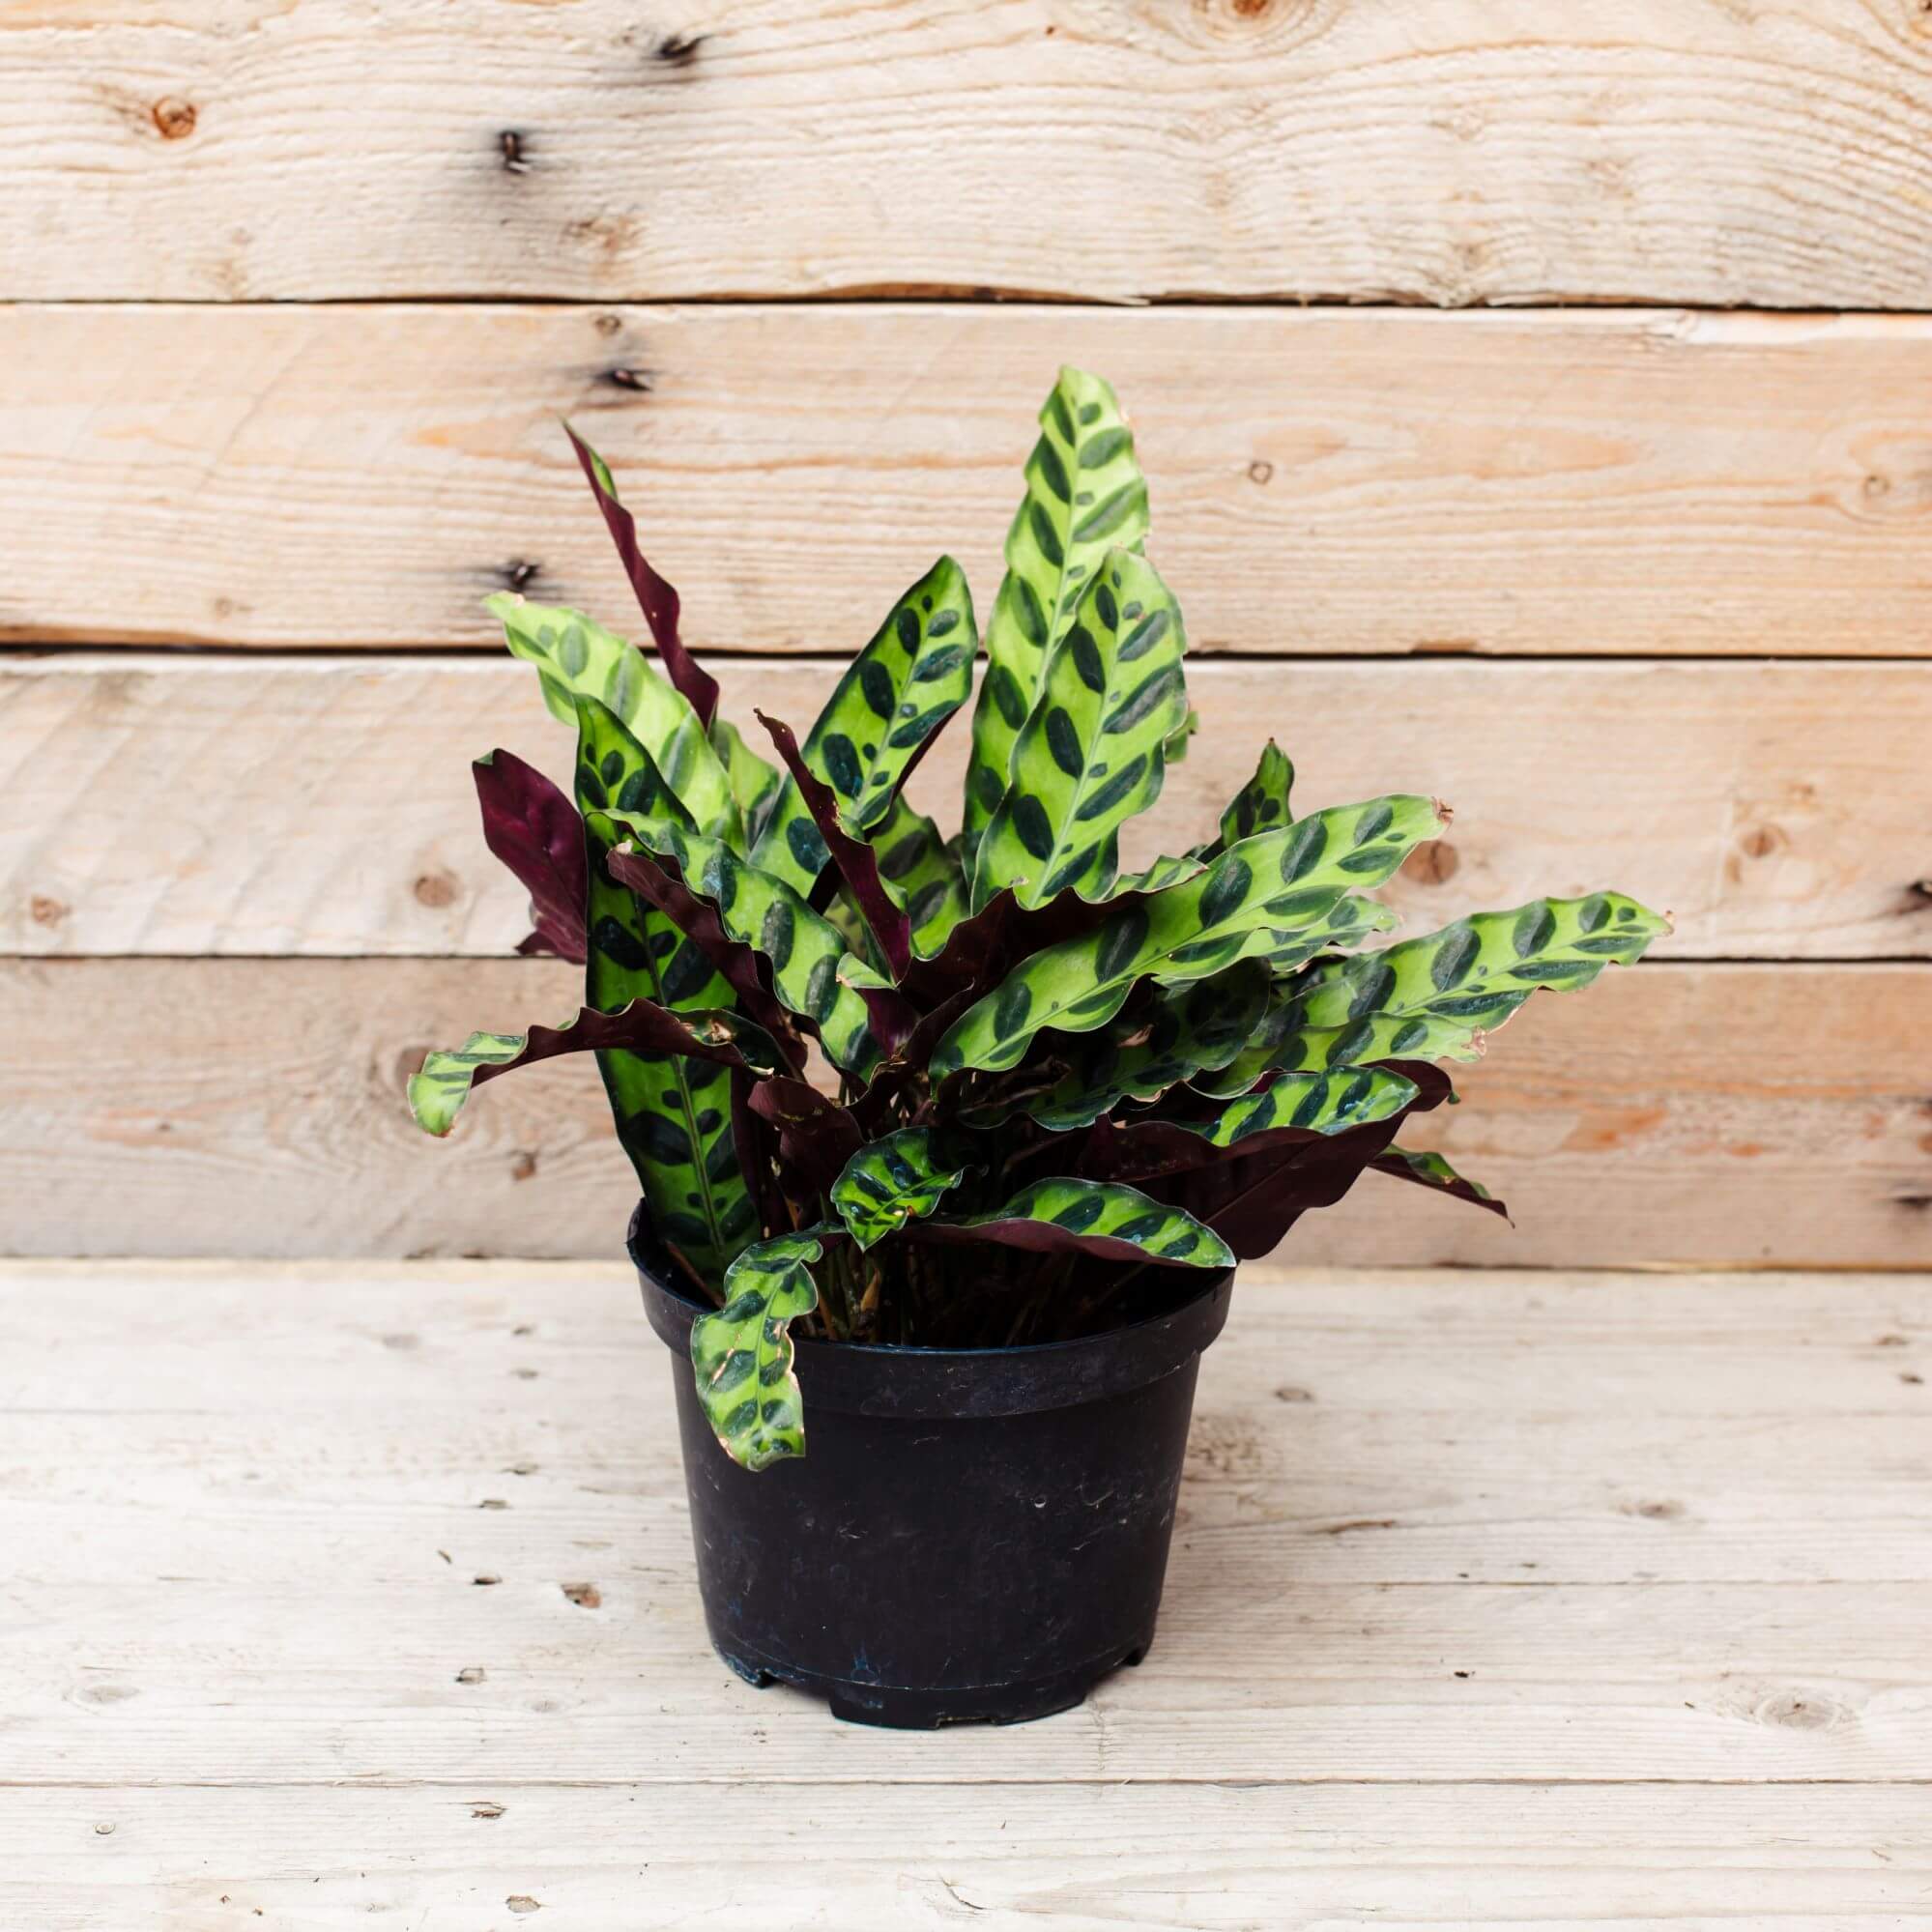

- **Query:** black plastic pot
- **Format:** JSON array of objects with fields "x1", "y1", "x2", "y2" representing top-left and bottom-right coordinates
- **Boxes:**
[{"x1": 631, "y1": 1207, "x2": 1234, "y2": 1728}]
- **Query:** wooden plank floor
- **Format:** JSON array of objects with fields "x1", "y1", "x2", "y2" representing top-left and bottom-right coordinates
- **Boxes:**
[{"x1": 4, "y1": 1260, "x2": 1929, "y2": 1927}]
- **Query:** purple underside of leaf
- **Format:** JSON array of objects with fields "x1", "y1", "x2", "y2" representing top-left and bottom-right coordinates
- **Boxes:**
[
  {"x1": 563, "y1": 419, "x2": 721, "y2": 731},
  {"x1": 730, "y1": 1064, "x2": 788, "y2": 1241},
  {"x1": 892, "y1": 884, "x2": 1066, "y2": 1012},
  {"x1": 894, "y1": 983, "x2": 985, "y2": 1086},
  {"x1": 602, "y1": 843, "x2": 805, "y2": 1071},
  {"x1": 469, "y1": 999, "x2": 766, "y2": 1106},
  {"x1": 1147, "y1": 1065, "x2": 1456, "y2": 1260},
  {"x1": 754, "y1": 708, "x2": 913, "y2": 979},
  {"x1": 846, "y1": 1060, "x2": 919, "y2": 1138},
  {"x1": 1074, "y1": 1114, "x2": 1345, "y2": 1189},
  {"x1": 898, "y1": 888, "x2": 1019, "y2": 1010},
  {"x1": 901, "y1": 884, "x2": 1121, "y2": 1017},
  {"x1": 1370, "y1": 1152, "x2": 1513, "y2": 1223},
  {"x1": 907, "y1": 1218, "x2": 1213, "y2": 1269},
  {"x1": 747, "y1": 1076, "x2": 865, "y2": 1197},
  {"x1": 856, "y1": 984, "x2": 922, "y2": 1060},
  {"x1": 474, "y1": 750, "x2": 588, "y2": 964}
]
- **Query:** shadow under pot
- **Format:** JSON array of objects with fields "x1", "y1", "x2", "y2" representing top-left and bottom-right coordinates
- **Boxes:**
[{"x1": 632, "y1": 1204, "x2": 1235, "y2": 1729}]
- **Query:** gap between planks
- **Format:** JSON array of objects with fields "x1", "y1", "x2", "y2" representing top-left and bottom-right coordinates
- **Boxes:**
[{"x1": 8, "y1": 0, "x2": 1932, "y2": 305}]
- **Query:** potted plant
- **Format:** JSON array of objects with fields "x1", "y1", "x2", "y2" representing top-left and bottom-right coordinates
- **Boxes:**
[{"x1": 410, "y1": 368, "x2": 1666, "y2": 1726}]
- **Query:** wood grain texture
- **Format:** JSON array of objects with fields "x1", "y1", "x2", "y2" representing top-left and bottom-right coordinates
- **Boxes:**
[
  {"x1": 8, "y1": 653, "x2": 1930, "y2": 961},
  {"x1": 10, "y1": 304, "x2": 1932, "y2": 653},
  {"x1": 6, "y1": 2, "x2": 1932, "y2": 304},
  {"x1": 8, "y1": 1267, "x2": 1929, "y2": 1592},
  {"x1": 3, "y1": 1261, "x2": 1930, "y2": 1923},
  {"x1": 9, "y1": 1783, "x2": 1932, "y2": 1930},
  {"x1": 2, "y1": 959, "x2": 1925, "y2": 1265}
]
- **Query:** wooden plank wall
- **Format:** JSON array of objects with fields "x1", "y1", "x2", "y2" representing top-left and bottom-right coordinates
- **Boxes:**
[{"x1": 1, "y1": 2, "x2": 1927, "y2": 1265}]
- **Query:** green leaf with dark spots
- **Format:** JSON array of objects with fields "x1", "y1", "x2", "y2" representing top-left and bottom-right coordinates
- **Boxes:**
[
  {"x1": 962, "y1": 368, "x2": 1150, "y2": 873},
  {"x1": 1108, "y1": 848, "x2": 1208, "y2": 896},
  {"x1": 916, "y1": 1178, "x2": 1232, "y2": 1269},
  {"x1": 424, "y1": 372, "x2": 1664, "y2": 1346},
  {"x1": 986, "y1": 663, "x2": 1027, "y2": 731},
  {"x1": 1286, "y1": 893, "x2": 1670, "y2": 1047},
  {"x1": 830, "y1": 1128, "x2": 973, "y2": 1250},
  {"x1": 863, "y1": 793, "x2": 968, "y2": 960},
  {"x1": 805, "y1": 955, "x2": 841, "y2": 1021},
  {"x1": 1074, "y1": 754, "x2": 1147, "y2": 822},
  {"x1": 750, "y1": 557, "x2": 977, "y2": 891},
  {"x1": 408, "y1": 999, "x2": 783, "y2": 1139},
  {"x1": 1429, "y1": 924, "x2": 1481, "y2": 990},
  {"x1": 857, "y1": 658, "x2": 896, "y2": 720},
  {"x1": 569, "y1": 700, "x2": 750, "y2": 1285},
  {"x1": 993, "y1": 977, "x2": 1032, "y2": 1042},
  {"x1": 1021, "y1": 963, "x2": 1274, "y2": 1131},
  {"x1": 1103, "y1": 662, "x2": 1182, "y2": 735},
  {"x1": 932, "y1": 794, "x2": 1443, "y2": 1076},
  {"x1": 1010, "y1": 793, "x2": 1054, "y2": 861},
  {"x1": 760, "y1": 899, "x2": 796, "y2": 970},
  {"x1": 1196, "y1": 854, "x2": 1252, "y2": 928},
  {"x1": 971, "y1": 550, "x2": 1189, "y2": 909},
  {"x1": 1195, "y1": 1001, "x2": 1497, "y2": 1100},
  {"x1": 629, "y1": 1110, "x2": 694, "y2": 1165},
  {"x1": 911, "y1": 640, "x2": 968, "y2": 681},
  {"x1": 1069, "y1": 627, "x2": 1106, "y2": 693},
  {"x1": 784, "y1": 815, "x2": 829, "y2": 879},
  {"x1": 488, "y1": 593, "x2": 740, "y2": 843},
  {"x1": 689, "y1": 1231, "x2": 828, "y2": 1470},
  {"x1": 607, "y1": 822, "x2": 880, "y2": 1077},
  {"x1": 1045, "y1": 707, "x2": 1084, "y2": 776},
  {"x1": 1208, "y1": 739, "x2": 1295, "y2": 855},
  {"x1": 1371, "y1": 1146, "x2": 1511, "y2": 1221},
  {"x1": 820, "y1": 733, "x2": 864, "y2": 799},
  {"x1": 1162, "y1": 1066, "x2": 1419, "y2": 1150}
]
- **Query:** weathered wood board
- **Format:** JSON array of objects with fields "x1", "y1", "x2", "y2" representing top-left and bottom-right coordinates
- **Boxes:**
[
  {"x1": 7, "y1": 653, "x2": 1929, "y2": 960},
  {"x1": 3, "y1": 1260, "x2": 1928, "y2": 1924},
  {"x1": 10, "y1": 1783, "x2": 1932, "y2": 1929},
  {"x1": 7, "y1": 0, "x2": 1931, "y2": 1912},
  {"x1": 7, "y1": 3, "x2": 1932, "y2": 305},
  {"x1": 10, "y1": 304, "x2": 1932, "y2": 653},
  {"x1": 3, "y1": 958, "x2": 1924, "y2": 1265}
]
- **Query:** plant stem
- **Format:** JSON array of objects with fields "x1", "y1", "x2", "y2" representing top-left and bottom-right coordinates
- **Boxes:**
[{"x1": 669, "y1": 1244, "x2": 723, "y2": 1308}]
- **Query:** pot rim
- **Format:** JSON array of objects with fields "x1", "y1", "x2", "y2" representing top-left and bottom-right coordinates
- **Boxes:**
[{"x1": 628, "y1": 1200, "x2": 1235, "y2": 1420}]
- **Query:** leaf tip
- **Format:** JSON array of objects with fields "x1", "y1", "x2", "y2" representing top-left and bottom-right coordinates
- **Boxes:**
[
  {"x1": 405, "y1": 1076, "x2": 453, "y2": 1139},
  {"x1": 749, "y1": 705, "x2": 802, "y2": 757}
]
